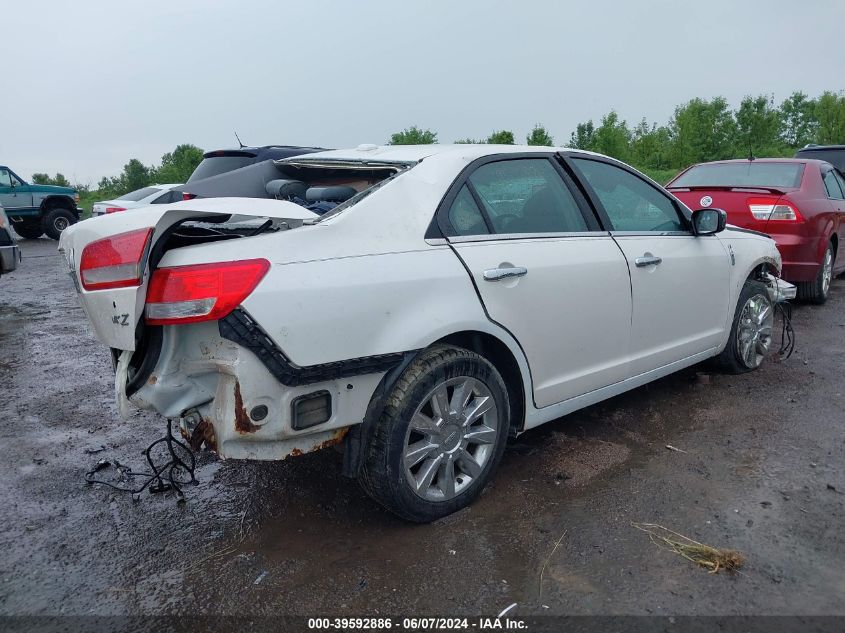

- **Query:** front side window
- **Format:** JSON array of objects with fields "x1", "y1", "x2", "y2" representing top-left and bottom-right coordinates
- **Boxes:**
[
  {"x1": 573, "y1": 158, "x2": 685, "y2": 232},
  {"x1": 822, "y1": 170, "x2": 844, "y2": 200},
  {"x1": 466, "y1": 159, "x2": 587, "y2": 234}
]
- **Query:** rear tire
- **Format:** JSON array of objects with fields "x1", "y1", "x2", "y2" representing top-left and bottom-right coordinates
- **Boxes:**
[
  {"x1": 716, "y1": 279, "x2": 774, "y2": 374},
  {"x1": 43, "y1": 208, "x2": 76, "y2": 240},
  {"x1": 797, "y1": 242, "x2": 833, "y2": 305},
  {"x1": 11, "y1": 222, "x2": 43, "y2": 240},
  {"x1": 360, "y1": 344, "x2": 510, "y2": 522}
]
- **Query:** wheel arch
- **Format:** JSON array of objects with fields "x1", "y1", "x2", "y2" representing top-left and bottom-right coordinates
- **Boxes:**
[
  {"x1": 342, "y1": 327, "x2": 532, "y2": 478},
  {"x1": 433, "y1": 330, "x2": 527, "y2": 438},
  {"x1": 40, "y1": 195, "x2": 77, "y2": 214}
]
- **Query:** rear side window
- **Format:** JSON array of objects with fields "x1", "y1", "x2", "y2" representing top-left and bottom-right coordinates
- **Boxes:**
[
  {"x1": 822, "y1": 170, "x2": 844, "y2": 200},
  {"x1": 117, "y1": 187, "x2": 159, "y2": 202},
  {"x1": 467, "y1": 159, "x2": 587, "y2": 234},
  {"x1": 574, "y1": 158, "x2": 684, "y2": 232},
  {"x1": 671, "y1": 162, "x2": 804, "y2": 189},
  {"x1": 448, "y1": 186, "x2": 489, "y2": 236}
]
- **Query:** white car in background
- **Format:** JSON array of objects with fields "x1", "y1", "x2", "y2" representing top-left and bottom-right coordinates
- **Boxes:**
[
  {"x1": 59, "y1": 145, "x2": 793, "y2": 522},
  {"x1": 91, "y1": 184, "x2": 182, "y2": 216}
]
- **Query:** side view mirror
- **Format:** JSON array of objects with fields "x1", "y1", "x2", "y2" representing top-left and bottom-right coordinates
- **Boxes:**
[{"x1": 692, "y1": 208, "x2": 727, "y2": 235}]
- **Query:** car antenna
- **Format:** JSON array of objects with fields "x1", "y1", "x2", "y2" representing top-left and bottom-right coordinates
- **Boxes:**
[
  {"x1": 748, "y1": 140, "x2": 755, "y2": 161},
  {"x1": 234, "y1": 131, "x2": 246, "y2": 149}
]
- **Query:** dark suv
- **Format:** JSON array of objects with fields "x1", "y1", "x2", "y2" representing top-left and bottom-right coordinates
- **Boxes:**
[
  {"x1": 188, "y1": 146, "x2": 324, "y2": 183},
  {"x1": 795, "y1": 145, "x2": 845, "y2": 174},
  {"x1": 150, "y1": 146, "x2": 324, "y2": 204}
]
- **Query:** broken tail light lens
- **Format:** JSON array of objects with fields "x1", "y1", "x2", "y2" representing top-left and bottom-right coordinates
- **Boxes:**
[
  {"x1": 145, "y1": 259, "x2": 270, "y2": 325},
  {"x1": 747, "y1": 197, "x2": 803, "y2": 221},
  {"x1": 79, "y1": 227, "x2": 153, "y2": 291}
]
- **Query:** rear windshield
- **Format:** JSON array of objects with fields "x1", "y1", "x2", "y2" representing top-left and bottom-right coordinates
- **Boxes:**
[
  {"x1": 117, "y1": 187, "x2": 159, "y2": 201},
  {"x1": 187, "y1": 155, "x2": 255, "y2": 182},
  {"x1": 671, "y1": 163, "x2": 804, "y2": 189}
]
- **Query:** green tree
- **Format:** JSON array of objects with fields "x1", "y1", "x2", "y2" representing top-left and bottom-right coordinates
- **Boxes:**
[
  {"x1": 735, "y1": 95, "x2": 783, "y2": 157},
  {"x1": 779, "y1": 91, "x2": 818, "y2": 148},
  {"x1": 30, "y1": 172, "x2": 70, "y2": 186},
  {"x1": 120, "y1": 159, "x2": 153, "y2": 193},
  {"x1": 814, "y1": 91, "x2": 845, "y2": 144},
  {"x1": 591, "y1": 111, "x2": 631, "y2": 161},
  {"x1": 389, "y1": 126, "x2": 438, "y2": 145},
  {"x1": 568, "y1": 121, "x2": 595, "y2": 150},
  {"x1": 526, "y1": 124, "x2": 554, "y2": 146},
  {"x1": 630, "y1": 119, "x2": 672, "y2": 170},
  {"x1": 670, "y1": 97, "x2": 737, "y2": 166},
  {"x1": 486, "y1": 130, "x2": 515, "y2": 144},
  {"x1": 454, "y1": 137, "x2": 483, "y2": 144},
  {"x1": 154, "y1": 144, "x2": 204, "y2": 183}
]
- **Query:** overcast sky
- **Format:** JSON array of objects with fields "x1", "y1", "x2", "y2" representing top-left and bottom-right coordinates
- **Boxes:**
[{"x1": 2, "y1": 0, "x2": 842, "y2": 184}]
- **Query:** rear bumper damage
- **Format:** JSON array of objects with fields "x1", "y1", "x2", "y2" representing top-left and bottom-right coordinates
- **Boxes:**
[{"x1": 118, "y1": 321, "x2": 385, "y2": 460}]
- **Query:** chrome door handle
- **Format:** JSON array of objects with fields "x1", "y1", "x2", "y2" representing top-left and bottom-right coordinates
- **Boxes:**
[
  {"x1": 634, "y1": 254, "x2": 662, "y2": 267},
  {"x1": 483, "y1": 266, "x2": 528, "y2": 281}
]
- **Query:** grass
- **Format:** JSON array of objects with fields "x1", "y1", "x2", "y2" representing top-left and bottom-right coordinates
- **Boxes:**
[{"x1": 633, "y1": 523, "x2": 745, "y2": 574}]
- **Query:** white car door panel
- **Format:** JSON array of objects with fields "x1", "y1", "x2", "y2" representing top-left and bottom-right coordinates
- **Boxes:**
[
  {"x1": 568, "y1": 155, "x2": 732, "y2": 376},
  {"x1": 611, "y1": 233, "x2": 731, "y2": 375},
  {"x1": 452, "y1": 236, "x2": 632, "y2": 407}
]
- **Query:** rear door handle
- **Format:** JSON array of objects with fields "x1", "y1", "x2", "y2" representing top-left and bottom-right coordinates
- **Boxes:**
[
  {"x1": 634, "y1": 253, "x2": 662, "y2": 268},
  {"x1": 483, "y1": 266, "x2": 528, "y2": 281}
]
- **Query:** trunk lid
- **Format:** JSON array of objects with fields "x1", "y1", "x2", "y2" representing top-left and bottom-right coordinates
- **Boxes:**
[
  {"x1": 668, "y1": 186, "x2": 796, "y2": 233},
  {"x1": 59, "y1": 197, "x2": 317, "y2": 351}
]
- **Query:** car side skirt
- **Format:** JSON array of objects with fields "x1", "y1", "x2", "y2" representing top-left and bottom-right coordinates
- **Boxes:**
[{"x1": 522, "y1": 348, "x2": 717, "y2": 430}]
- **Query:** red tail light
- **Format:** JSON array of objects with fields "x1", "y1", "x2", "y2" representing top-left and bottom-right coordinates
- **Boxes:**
[
  {"x1": 79, "y1": 228, "x2": 153, "y2": 291},
  {"x1": 145, "y1": 259, "x2": 270, "y2": 325},
  {"x1": 105, "y1": 206, "x2": 126, "y2": 214},
  {"x1": 747, "y1": 196, "x2": 803, "y2": 221},
  {"x1": 182, "y1": 192, "x2": 197, "y2": 201}
]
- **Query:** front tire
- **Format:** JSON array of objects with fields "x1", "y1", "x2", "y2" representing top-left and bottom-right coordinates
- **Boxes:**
[
  {"x1": 360, "y1": 345, "x2": 510, "y2": 522},
  {"x1": 716, "y1": 279, "x2": 774, "y2": 374},
  {"x1": 797, "y1": 242, "x2": 833, "y2": 305},
  {"x1": 43, "y1": 208, "x2": 77, "y2": 240}
]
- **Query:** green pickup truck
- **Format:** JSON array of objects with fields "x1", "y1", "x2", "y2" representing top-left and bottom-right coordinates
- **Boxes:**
[{"x1": 0, "y1": 165, "x2": 82, "y2": 239}]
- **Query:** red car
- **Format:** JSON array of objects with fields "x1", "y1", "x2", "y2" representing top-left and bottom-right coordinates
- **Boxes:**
[{"x1": 667, "y1": 158, "x2": 845, "y2": 303}]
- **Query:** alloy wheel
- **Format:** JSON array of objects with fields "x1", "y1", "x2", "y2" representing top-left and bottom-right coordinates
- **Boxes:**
[
  {"x1": 403, "y1": 376, "x2": 499, "y2": 502},
  {"x1": 821, "y1": 247, "x2": 833, "y2": 297},
  {"x1": 736, "y1": 293, "x2": 773, "y2": 369},
  {"x1": 54, "y1": 217, "x2": 69, "y2": 232}
]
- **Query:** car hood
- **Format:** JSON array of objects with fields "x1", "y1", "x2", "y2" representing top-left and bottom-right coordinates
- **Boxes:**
[{"x1": 30, "y1": 184, "x2": 77, "y2": 195}]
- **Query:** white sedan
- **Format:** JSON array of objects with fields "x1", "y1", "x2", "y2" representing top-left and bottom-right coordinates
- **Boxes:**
[
  {"x1": 60, "y1": 145, "x2": 791, "y2": 521},
  {"x1": 91, "y1": 183, "x2": 182, "y2": 216}
]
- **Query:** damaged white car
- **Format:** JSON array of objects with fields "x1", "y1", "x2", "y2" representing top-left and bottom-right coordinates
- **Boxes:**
[{"x1": 59, "y1": 145, "x2": 793, "y2": 521}]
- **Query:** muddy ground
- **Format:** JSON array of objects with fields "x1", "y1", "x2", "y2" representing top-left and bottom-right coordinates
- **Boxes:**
[{"x1": 0, "y1": 237, "x2": 843, "y2": 624}]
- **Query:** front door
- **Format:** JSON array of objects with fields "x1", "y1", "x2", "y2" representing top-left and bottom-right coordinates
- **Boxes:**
[
  {"x1": 441, "y1": 156, "x2": 633, "y2": 408},
  {"x1": 567, "y1": 155, "x2": 731, "y2": 376},
  {"x1": 0, "y1": 169, "x2": 33, "y2": 216}
]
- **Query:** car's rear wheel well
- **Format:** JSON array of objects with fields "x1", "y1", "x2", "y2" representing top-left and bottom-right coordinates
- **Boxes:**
[{"x1": 434, "y1": 331, "x2": 525, "y2": 436}]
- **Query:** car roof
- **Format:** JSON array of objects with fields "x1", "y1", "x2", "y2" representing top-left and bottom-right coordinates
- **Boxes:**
[
  {"x1": 796, "y1": 144, "x2": 845, "y2": 151},
  {"x1": 280, "y1": 144, "x2": 580, "y2": 165},
  {"x1": 689, "y1": 158, "x2": 829, "y2": 166}
]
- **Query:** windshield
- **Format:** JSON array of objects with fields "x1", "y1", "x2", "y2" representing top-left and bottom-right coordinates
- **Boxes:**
[
  {"x1": 671, "y1": 162, "x2": 804, "y2": 189},
  {"x1": 117, "y1": 187, "x2": 160, "y2": 202},
  {"x1": 187, "y1": 155, "x2": 255, "y2": 182}
]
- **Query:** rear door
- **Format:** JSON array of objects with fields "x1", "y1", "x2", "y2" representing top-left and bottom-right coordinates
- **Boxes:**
[
  {"x1": 441, "y1": 155, "x2": 632, "y2": 408},
  {"x1": 822, "y1": 167, "x2": 845, "y2": 270},
  {"x1": 567, "y1": 155, "x2": 732, "y2": 376}
]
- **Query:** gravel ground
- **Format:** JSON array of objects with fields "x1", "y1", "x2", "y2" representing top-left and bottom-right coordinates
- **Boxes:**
[{"x1": 0, "y1": 236, "x2": 843, "y2": 626}]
